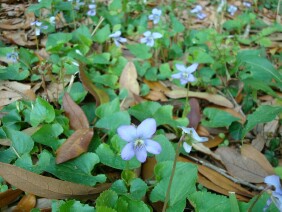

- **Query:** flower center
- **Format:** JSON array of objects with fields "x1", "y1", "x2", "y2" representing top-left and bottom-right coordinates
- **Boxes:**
[
  {"x1": 134, "y1": 139, "x2": 145, "y2": 150},
  {"x1": 182, "y1": 72, "x2": 189, "y2": 79}
]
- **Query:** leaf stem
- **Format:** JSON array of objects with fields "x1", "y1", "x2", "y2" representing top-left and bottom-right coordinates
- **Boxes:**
[
  {"x1": 182, "y1": 83, "x2": 190, "y2": 118},
  {"x1": 162, "y1": 134, "x2": 185, "y2": 212}
]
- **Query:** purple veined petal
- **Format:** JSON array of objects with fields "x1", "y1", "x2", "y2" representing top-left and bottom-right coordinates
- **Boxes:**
[
  {"x1": 135, "y1": 147, "x2": 147, "y2": 163},
  {"x1": 118, "y1": 37, "x2": 127, "y2": 43},
  {"x1": 191, "y1": 5, "x2": 202, "y2": 13},
  {"x1": 187, "y1": 74, "x2": 196, "y2": 82},
  {"x1": 171, "y1": 72, "x2": 182, "y2": 79},
  {"x1": 89, "y1": 4, "x2": 96, "y2": 9},
  {"x1": 175, "y1": 64, "x2": 187, "y2": 72},
  {"x1": 183, "y1": 142, "x2": 192, "y2": 153},
  {"x1": 197, "y1": 12, "x2": 207, "y2": 20},
  {"x1": 265, "y1": 175, "x2": 282, "y2": 192},
  {"x1": 146, "y1": 38, "x2": 154, "y2": 47},
  {"x1": 87, "y1": 10, "x2": 96, "y2": 16},
  {"x1": 113, "y1": 39, "x2": 121, "y2": 47},
  {"x1": 180, "y1": 78, "x2": 189, "y2": 85},
  {"x1": 145, "y1": 139, "x2": 162, "y2": 154},
  {"x1": 148, "y1": 14, "x2": 154, "y2": 21},
  {"x1": 109, "y1": 31, "x2": 121, "y2": 38},
  {"x1": 181, "y1": 127, "x2": 208, "y2": 142},
  {"x1": 153, "y1": 18, "x2": 160, "y2": 24},
  {"x1": 186, "y1": 63, "x2": 199, "y2": 74},
  {"x1": 121, "y1": 143, "x2": 135, "y2": 160},
  {"x1": 137, "y1": 118, "x2": 156, "y2": 139},
  {"x1": 143, "y1": 31, "x2": 152, "y2": 37},
  {"x1": 140, "y1": 37, "x2": 147, "y2": 44},
  {"x1": 117, "y1": 125, "x2": 137, "y2": 142},
  {"x1": 272, "y1": 192, "x2": 282, "y2": 210},
  {"x1": 35, "y1": 21, "x2": 42, "y2": 27},
  {"x1": 152, "y1": 8, "x2": 161, "y2": 15},
  {"x1": 152, "y1": 32, "x2": 162, "y2": 39}
]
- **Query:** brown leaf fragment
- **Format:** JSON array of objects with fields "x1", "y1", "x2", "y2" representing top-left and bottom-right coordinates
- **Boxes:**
[
  {"x1": 241, "y1": 144, "x2": 274, "y2": 175},
  {"x1": 0, "y1": 12, "x2": 35, "y2": 30},
  {"x1": 215, "y1": 147, "x2": 269, "y2": 183},
  {"x1": 251, "y1": 133, "x2": 266, "y2": 152},
  {"x1": 203, "y1": 135, "x2": 224, "y2": 148},
  {"x1": 15, "y1": 194, "x2": 36, "y2": 212},
  {"x1": 56, "y1": 128, "x2": 94, "y2": 164},
  {"x1": 3, "y1": 31, "x2": 37, "y2": 47},
  {"x1": 165, "y1": 89, "x2": 233, "y2": 108},
  {"x1": 0, "y1": 189, "x2": 23, "y2": 208},
  {"x1": 63, "y1": 93, "x2": 89, "y2": 130},
  {"x1": 79, "y1": 65, "x2": 109, "y2": 106},
  {"x1": 0, "y1": 162, "x2": 111, "y2": 200},
  {"x1": 188, "y1": 98, "x2": 201, "y2": 129}
]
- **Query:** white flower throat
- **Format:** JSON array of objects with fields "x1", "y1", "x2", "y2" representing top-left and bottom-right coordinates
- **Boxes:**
[
  {"x1": 134, "y1": 139, "x2": 145, "y2": 150},
  {"x1": 182, "y1": 72, "x2": 189, "y2": 79}
]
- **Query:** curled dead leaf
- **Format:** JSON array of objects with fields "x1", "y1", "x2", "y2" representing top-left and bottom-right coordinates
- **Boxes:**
[
  {"x1": 15, "y1": 194, "x2": 36, "y2": 212},
  {"x1": 0, "y1": 162, "x2": 110, "y2": 200},
  {"x1": 56, "y1": 128, "x2": 94, "y2": 164},
  {"x1": 63, "y1": 93, "x2": 89, "y2": 130},
  {"x1": 0, "y1": 189, "x2": 23, "y2": 208},
  {"x1": 165, "y1": 89, "x2": 233, "y2": 108}
]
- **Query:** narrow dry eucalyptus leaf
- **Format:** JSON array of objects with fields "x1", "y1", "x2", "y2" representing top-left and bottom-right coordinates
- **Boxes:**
[
  {"x1": 79, "y1": 65, "x2": 109, "y2": 106},
  {"x1": 63, "y1": 93, "x2": 89, "y2": 130},
  {"x1": 0, "y1": 162, "x2": 110, "y2": 200},
  {"x1": 165, "y1": 89, "x2": 233, "y2": 108},
  {"x1": 215, "y1": 147, "x2": 269, "y2": 183},
  {"x1": 56, "y1": 128, "x2": 94, "y2": 164}
]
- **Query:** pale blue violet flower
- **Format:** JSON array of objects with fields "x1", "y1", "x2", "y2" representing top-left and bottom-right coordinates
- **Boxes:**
[
  {"x1": 49, "y1": 16, "x2": 56, "y2": 25},
  {"x1": 180, "y1": 127, "x2": 208, "y2": 153},
  {"x1": 87, "y1": 4, "x2": 96, "y2": 16},
  {"x1": 264, "y1": 175, "x2": 282, "y2": 211},
  {"x1": 6, "y1": 52, "x2": 18, "y2": 63},
  {"x1": 191, "y1": 5, "x2": 203, "y2": 13},
  {"x1": 243, "y1": 1, "x2": 252, "y2": 8},
  {"x1": 171, "y1": 63, "x2": 198, "y2": 85},
  {"x1": 148, "y1": 8, "x2": 162, "y2": 24},
  {"x1": 117, "y1": 118, "x2": 162, "y2": 163},
  {"x1": 74, "y1": 0, "x2": 85, "y2": 10},
  {"x1": 196, "y1": 13, "x2": 207, "y2": 20},
  {"x1": 31, "y1": 21, "x2": 48, "y2": 36},
  {"x1": 109, "y1": 31, "x2": 127, "y2": 47},
  {"x1": 140, "y1": 31, "x2": 162, "y2": 47},
  {"x1": 228, "y1": 5, "x2": 237, "y2": 16}
]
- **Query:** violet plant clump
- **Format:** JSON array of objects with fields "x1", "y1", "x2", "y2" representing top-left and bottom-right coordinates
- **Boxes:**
[
  {"x1": 140, "y1": 31, "x2": 163, "y2": 47},
  {"x1": 264, "y1": 175, "x2": 282, "y2": 211},
  {"x1": 171, "y1": 63, "x2": 198, "y2": 85},
  {"x1": 117, "y1": 118, "x2": 162, "y2": 163},
  {"x1": 109, "y1": 31, "x2": 127, "y2": 47}
]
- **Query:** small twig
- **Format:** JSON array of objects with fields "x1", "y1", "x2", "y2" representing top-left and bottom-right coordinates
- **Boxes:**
[
  {"x1": 11, "y1": 146, "x2": 21, "y2": 159},
  {"x1": 186, "y1": 155, "x2": 264, "y2": 191},
  {"x1": 277, "y1": 0, "x2": 282, "y2": 23},
  {"x1": 91, "y1": 16, "x2": 105, "y2": 36}
]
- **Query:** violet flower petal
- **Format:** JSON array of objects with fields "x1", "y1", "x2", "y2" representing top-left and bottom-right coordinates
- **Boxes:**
[
  {"x1": 137, "y1": 118, "x2": 156, "y2": 139},
  {"x1": 145, "y1": 139, "x2": 162, "y2": 154},
  {"x1": 143, "y1": 31, "x2": 151, "y2": 37},
  {"x1": 117, "y1": 125, "x2": 137, "y2": 142},
  {"x1": 186, "y1": 63, "x2": 199, "y2": 74},
  {"x1": 265, "y1": 175, "x2": 282, "y2": 193},
  {"x1": 183, "y1": 142, "x2": 192, "y2": 153},
  {"x1": 121, "y1": 143, "x2": 135, "y2": 160},
  {"x1": 175, "y1": 64, "x2": 187, "y2": 72},
  {"x1": 135, "y1": 148, "x2": 147, "y2": 163},
  {"x1": 171, "y1": 72, "x2": 182, "y2": 79},
  {"x1": 152, "y1": 32, "x2": 163, "y2": 39}
]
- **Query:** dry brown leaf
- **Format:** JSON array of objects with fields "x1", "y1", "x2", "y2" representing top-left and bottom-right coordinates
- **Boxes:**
[
  {"x1": 165, "y1": 89, "x2": 233, "y2": 108},
  {"x1": 0, "y1": 12, "x2": 35, "y2": 30},
  {"x1": 15, "y1": 194, "x2": 36, "y2": 212},
  {"x1": 192, "y1": 143, "x2": 222, "y2": 161},
  {"x1": 203, "y1": 135, "x2": 224, "y2": 148},
  {"x1": 188, "y1": 98, "x2": 201, "y2": 129},
  {"x1": 215, "y1": 147, "x2": 269, "y2": 183},
  {"x1": 251, "y1": 133, "x2": 266, "y2": 152},
  {"x1": 63, "y1": 93, "x2": 89, "y2": 130},
  {"x1": 144, "y1": 90, "x2": 168, "y2": 101},
  {"x1": 197, "y1": 125, "x2": 210, "y2": 137},
  {"x1": 2, "y1": 31, "x2": 37, "y2": 47},
  {"x1": 241, "y1": 144, "x2": 274, "y2": 174},
  {"x1": 119, "y1": 62, "x2": 140, "y2": 108},
  {"x1": 0, "y1": 189, "x2": 23, "y2": 208},
  {"x1": 56, "y1": 128, "x2": 93, "y2": 164},
  {"x1": 0, "y1": 162, "x2": 110, "y2": 200},
  {"x1": 79, "y1": 65, "x2": 109, "y2": 106}
]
